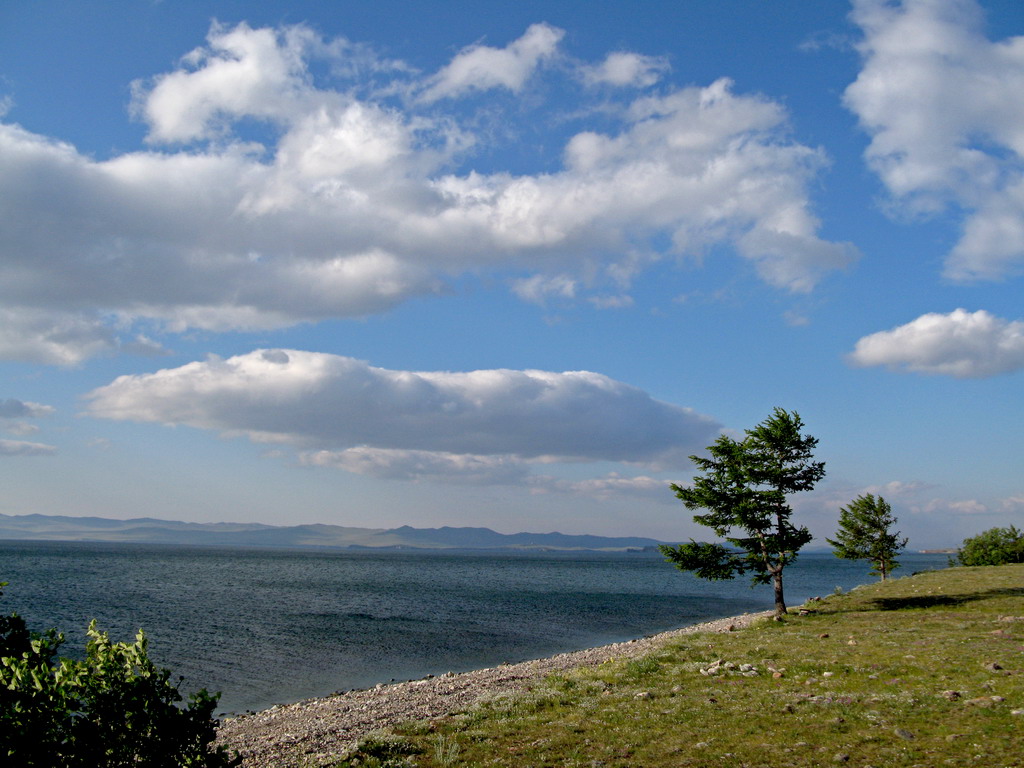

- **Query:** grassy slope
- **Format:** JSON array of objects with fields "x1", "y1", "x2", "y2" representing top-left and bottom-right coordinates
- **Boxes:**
[{"x1": 340, "y1": 564, "x2": 1024, "y2": 768}]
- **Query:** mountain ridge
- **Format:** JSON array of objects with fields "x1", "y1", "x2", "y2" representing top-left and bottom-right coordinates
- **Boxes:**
[{"x1": 0, "y1": 512, "x2": 666, "y2": 552}]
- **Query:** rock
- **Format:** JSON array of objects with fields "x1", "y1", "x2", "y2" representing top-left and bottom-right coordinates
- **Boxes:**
[
  {"x1": 894, "y1": 728, "x2": 915, "y2": 740},
  {"x1": 1011, "y1": 709, "x2": 1024, "y2": 716},
  {"x1": 984, "y1": 662, "x2": 1003, "y2": 671},
  {"x1": 634, "y1": 691, "x2": 653, "y2": 700},
  {"x1": 833, "y1": 753, "x2": 850, "y2": 763},
  {"x1": 773, "y1": 671, "x2": 784, "y2": 679},
  {"x1": 965, "y1": 697, "x2": 995, "y2": 708},
  {"x1": 940, "y1": 690, "x2": 962, "y2": 701}
]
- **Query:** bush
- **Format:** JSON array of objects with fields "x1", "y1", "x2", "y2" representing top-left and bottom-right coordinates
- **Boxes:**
[
  {"x1": 0, "y1": 581, "x2": 240, "y2": 768},
  {"x1": 956, "y1": 526, "x2": 1024, "y2": 567}
]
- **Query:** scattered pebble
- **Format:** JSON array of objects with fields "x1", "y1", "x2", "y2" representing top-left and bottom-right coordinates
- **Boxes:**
[{"x1": 218, "y1": 611, "x2": 771, "y2": 767}]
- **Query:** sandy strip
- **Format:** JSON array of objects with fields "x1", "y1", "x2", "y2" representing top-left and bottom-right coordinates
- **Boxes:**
[{"x1": 217, "y1": 609, "x2": 772, "y2": 767}]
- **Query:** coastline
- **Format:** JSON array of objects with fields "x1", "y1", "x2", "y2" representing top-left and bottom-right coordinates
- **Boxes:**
[{"x1": 217, "y1": 609, "x2": 773, "y2": 767}]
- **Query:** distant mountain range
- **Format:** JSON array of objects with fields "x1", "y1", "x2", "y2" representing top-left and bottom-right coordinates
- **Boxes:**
[{"x1": 0, "y1": 513, "x2": 667, "y2": 552}]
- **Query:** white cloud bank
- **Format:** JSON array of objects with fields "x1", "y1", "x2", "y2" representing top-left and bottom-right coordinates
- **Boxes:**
[
  {"x1": 845, "y1": 0, "x2": 1024, "y2": 280},
  {"x1": 0, "y1": 21, "x2": 855, "y2": 365},
  {"x1": 849, "y1": 309, "x2": 1024, "y2": 378},
  {"x1": 84, "y1": 349, "x2": 721, "y2": 485}
]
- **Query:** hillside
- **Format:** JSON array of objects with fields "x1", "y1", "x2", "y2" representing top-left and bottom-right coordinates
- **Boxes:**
[{"x1": 0, "y1": 513, "x2": 664, "y2": 552}]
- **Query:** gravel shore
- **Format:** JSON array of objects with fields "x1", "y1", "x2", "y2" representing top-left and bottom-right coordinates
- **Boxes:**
[{"x1": 217, "y1": 610, "x2": 772, "y2": 767}]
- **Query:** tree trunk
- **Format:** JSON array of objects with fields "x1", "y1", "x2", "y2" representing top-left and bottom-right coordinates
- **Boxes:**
[{"x1": 773, "y1": 569, "x2": 787, "y2": 618}]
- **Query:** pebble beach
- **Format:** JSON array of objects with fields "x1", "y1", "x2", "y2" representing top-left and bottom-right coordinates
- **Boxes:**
[{"x1": 217, "y1": 610, "x2": 772, "y2": 767}]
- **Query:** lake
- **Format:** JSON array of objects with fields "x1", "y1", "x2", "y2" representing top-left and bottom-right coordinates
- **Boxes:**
[{"x1": 0, "y1": 541, "x2": 949, "y2": 714}]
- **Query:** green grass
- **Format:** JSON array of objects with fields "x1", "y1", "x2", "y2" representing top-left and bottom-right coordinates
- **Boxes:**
[{"x1": 334, "y1": 565, "x2": 1024, "y2": 768}]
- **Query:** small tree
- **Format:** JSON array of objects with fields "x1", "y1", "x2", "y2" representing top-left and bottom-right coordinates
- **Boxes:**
[
  {"x1": 956, "y1": 526, "x2": 1024, "y2": 566},
  {"x1": 0, "y1": 581, "x2": 240, "y2": 768},
  {"x1": 660, "y1": 407, "x2": 826, "y2": 618},
  {"x1": 827, "y1": 494, "x2": 907, "y2": 580}
]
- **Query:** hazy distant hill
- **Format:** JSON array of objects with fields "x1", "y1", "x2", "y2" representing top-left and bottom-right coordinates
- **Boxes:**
[{"x1": 0, "y1": 513, "x2": 665, "y2": 551}]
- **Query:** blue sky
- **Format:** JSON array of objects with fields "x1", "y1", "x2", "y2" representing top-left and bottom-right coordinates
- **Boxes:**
[{"x1": 1, "y1": 0, "x2": 1021, "y2": 549}]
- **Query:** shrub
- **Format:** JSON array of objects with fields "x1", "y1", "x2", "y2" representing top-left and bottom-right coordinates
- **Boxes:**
[
  {"x1": 956, "y1": 526, "x2": 1024, "y2": 567},
  {"x1": 0, "y1": 581, "x2": 239, "y2": 768}
]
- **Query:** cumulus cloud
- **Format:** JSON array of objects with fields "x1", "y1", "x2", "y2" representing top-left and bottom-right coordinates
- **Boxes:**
[
  {"x1": 1, "y1": 21, "x2": 854, "y2": 364},
  {"x1": 848, "y1": 309, "x2": 1024, "y2": 378},
  {"x1": 419, "y1": 23, "x2": 564, "y2": 103},
  {"x1": 845, "y1": 0, "x2": 1024, "y2": 280},
  {"x1": 581, "y1": 52, "x2": 670, "y2": 88},
  {"x1": 530, "y1": 472, "x2": 670, "y2": 500},
  {"x1": 0, "y1": 398, "x2": 55, "y2": 419},
  {"x1": 915, "y1": 498, "x2": 990, "y2": 516},
  {"x1": 301, "y1": 448, "x2": 532, "y2": 485},
  {"x1": 84, "y1": 349, "x2": 722, "y2": 483},
  {"x1": 0, "y1": 438, "x2": 56, "y2": 456}
]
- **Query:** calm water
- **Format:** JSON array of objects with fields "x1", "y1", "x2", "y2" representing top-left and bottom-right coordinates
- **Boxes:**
[{"x1": 0, "y1": 541, "x2": 948, "y2": 714}]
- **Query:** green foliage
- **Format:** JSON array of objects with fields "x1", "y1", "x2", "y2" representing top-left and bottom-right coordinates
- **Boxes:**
[
  {"x1": 827, "y1": 494, "x2": 908, "y2": 580},
  {"x1": 956, "y1": 525, "x2": 1024, "y2": 566},
  {"x1": 0, "y1": 585, "x2": 239, "y2": 768},
  {"x1": 660, "y1": 407, "x2": 825, "y2": 616}
]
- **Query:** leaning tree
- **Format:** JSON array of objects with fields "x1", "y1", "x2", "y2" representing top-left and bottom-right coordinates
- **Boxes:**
[{"x1": 660, "y1": 407, "x2": 826, "y2": 618}]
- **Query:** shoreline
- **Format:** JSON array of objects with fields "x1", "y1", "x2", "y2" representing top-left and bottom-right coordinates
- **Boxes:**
[{"x1": 217, "y1": 609, "x2": 773, "y2": 767}]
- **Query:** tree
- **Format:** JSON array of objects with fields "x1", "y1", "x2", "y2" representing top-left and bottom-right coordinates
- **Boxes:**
[
  {"x1": 956, "y1": 526, "x2": 1024, "y2": 566},
  {"x1": 827, "y1": 494, "x2": 907, "y2": 580},
  {"x1": 0, "y1": 581, "x2": 240, "y2": 768},
  {"x1": 660, "y1": 407, "x2": 826, "y2": 618}
]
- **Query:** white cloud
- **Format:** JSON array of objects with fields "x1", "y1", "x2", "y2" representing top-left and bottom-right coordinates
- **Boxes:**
[
  {"x1": 419, "y1": 23, "x2": 564, "y2": 103},
  {"x1": 848, "y1": 309, "x2": 1024, "y2": 378},
  {"x1": 511, "y1": 274, "x2": 577, "y2": 304},
  {"x1": 915, "y1": 498, "x2": 990, "y2": 516},
  {"x1": 0, "y1": 398, "x2": 55, "y2": 419},
  {"x1": 1, "y1": 22, "x2": 854, "y2": 364},
  {"x1": 861, "y1": 480, "x2": 929, "y2": 499},
  {"x1": 588, "y1": 295, "x2": 634, "y2": 310},
  {"x1": 302, "y1": 448, "x2": 531, "y2": 485},
  {"x1": 0, "y1": 438, "x2": 57, "y2": 457},
  {"x1": 133, "y1": 22, "x2": 321, "y2": 144},
  {"x1": 531, "y1": 472, "x2": 670, "y2": 500},
  {"x1": 845, "y1": 0, "x2": 1024, "y2": 280},
  {"x1": 581, "y1": 52, "x2": 670, "y2": 88},
  {"x1": 999, "y1": 495, "x2": 1024, "y2": 513},
  {"x1": 84, "y1": 349, "x2": 722, "y2": 481}
]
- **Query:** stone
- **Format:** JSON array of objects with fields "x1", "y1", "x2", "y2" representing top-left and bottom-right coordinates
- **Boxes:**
[
  {"x1": 965, "y1": 697, "x2": 995, "y2": 708},
  {"x1": 895, "y1": 728, "x2": 915, "y2": 740}
]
